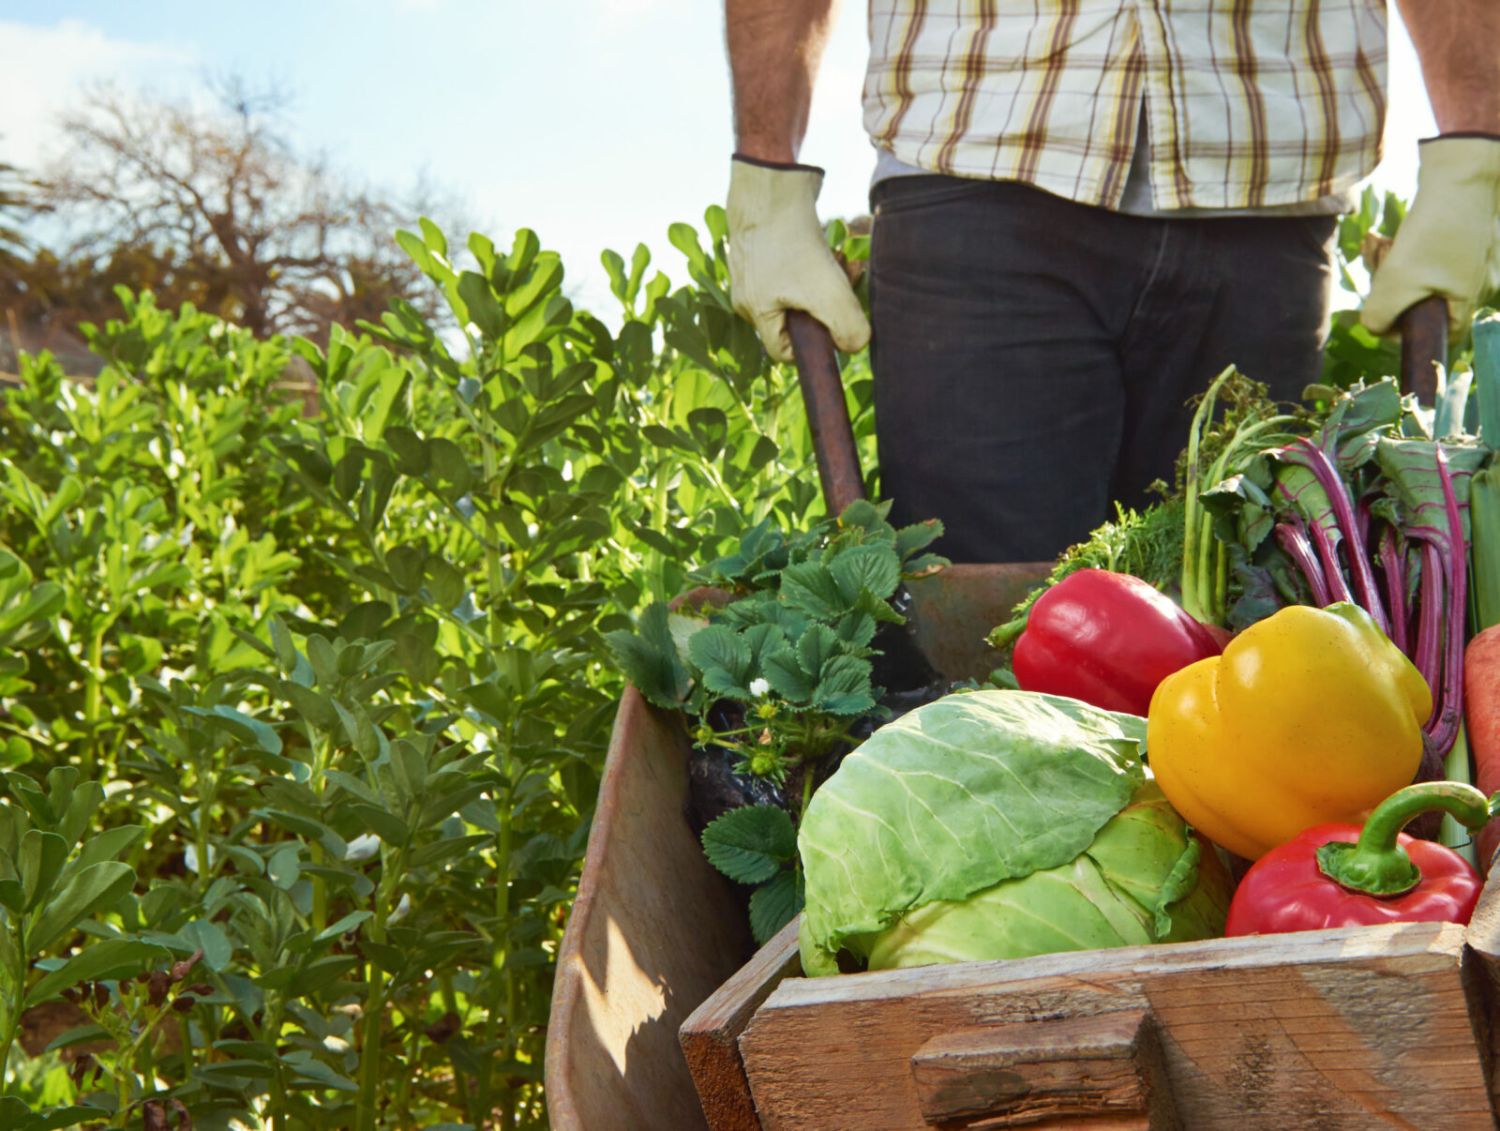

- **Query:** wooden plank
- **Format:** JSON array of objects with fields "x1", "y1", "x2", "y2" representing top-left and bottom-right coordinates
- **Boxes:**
[
  {"x1": 910, "y1": 1009, "x2": 1178, "y2": 1130},
  {"x1": 680, "y1": 918, "x2": 802, "y2": 1131},
  {"x1": 738, "y1": 922, "x2": 1495, "y2": 1130},
  {"x1": 1463, "y1": 868, "x2": 1500, "y2": 1120}
]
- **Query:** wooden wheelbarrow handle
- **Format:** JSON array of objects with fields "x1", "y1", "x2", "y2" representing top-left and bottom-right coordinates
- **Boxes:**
[
  {"x1": 786, "y1": 309, "x2": 865, "y2": 514},
  {"x1": 1399, "y1": 295, "x2": 1448, "y2": 407}
]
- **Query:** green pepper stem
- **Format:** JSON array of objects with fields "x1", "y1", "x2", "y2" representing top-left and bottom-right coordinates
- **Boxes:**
[{"x1": 1315, "y1": 781, "x2": 1496, "y2": 897}]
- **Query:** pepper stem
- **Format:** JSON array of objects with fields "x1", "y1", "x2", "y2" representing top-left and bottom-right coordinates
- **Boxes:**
[{"x1": 1316, "y1": 782, "x2": 1497, "y2": 897}]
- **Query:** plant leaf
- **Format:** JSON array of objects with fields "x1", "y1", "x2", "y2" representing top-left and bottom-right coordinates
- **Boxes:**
[
  {"x1": 28, "y1": 861, "x2": 135, "y2": 954},
  {"x1": 605, "y1": 602, "x2": 691, "y2": 708},
  {"x1": 829, "y1": 543, "x2": 901, "y2": 604},
  {"x1": 701, "y1": 805, "x2": 796, "y2": 885},
  {"x1": 749, "y1": 869, "x2": 803, "y2": 945}
]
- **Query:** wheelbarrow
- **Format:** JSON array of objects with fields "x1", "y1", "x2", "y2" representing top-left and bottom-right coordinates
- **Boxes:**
[{"x1": 546, "y1": 298, "x2": 1471, "y2": 1130}]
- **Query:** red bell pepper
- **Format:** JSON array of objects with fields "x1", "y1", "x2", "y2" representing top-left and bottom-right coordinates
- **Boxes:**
[
  {"x1": 1012, "y1": 569, "x2": 1223, "y2": 716},
  {"x1": 1225, "y1": 781, "x2": 1495, "y2": 936}
]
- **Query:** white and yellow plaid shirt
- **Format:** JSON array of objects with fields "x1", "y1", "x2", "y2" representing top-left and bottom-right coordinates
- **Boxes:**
[{"x1": 864, "y1": 0, "x2": 1388, "y2": 211}]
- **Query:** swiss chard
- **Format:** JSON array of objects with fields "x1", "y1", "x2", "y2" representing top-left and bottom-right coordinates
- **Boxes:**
[{"x1": 1206, "y1": 379, "x2": 1486, "y2": 770}]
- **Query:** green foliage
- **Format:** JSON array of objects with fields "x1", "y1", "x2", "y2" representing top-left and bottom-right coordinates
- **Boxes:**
[
  {"x1": 610, "y1": 500, "x2": 944, "y2": 785},
  {"x1": 700, "y1": 805, "x2": 795, "y2": 887},
  {"x1": 611, "y1": 500, "x2": 945, "y2": 948},
  {"x1": 700, "y1": 805, "x2": 802, "y2": 946},
  {"x1": 0, "y1": 210, "x2": 874, "y2": 1128}
]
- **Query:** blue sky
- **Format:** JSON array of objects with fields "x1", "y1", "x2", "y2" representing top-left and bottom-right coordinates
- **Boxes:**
[{"x1": 1, "y1": 2, "x2": 1435, "y2": 316}]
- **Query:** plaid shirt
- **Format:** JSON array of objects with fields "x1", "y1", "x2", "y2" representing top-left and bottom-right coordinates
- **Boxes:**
[{"x1": 864, "y1": 0, "x2": 1388, "y2": 211}]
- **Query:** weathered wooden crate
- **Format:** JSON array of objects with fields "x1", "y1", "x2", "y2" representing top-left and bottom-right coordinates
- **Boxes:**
[
  {"x1": 545, "y1": 564, "x2": 1048, "y2": 1130},
  {"x1": 683, "y1": 902, "x2": 1500, "y2": 1129}
]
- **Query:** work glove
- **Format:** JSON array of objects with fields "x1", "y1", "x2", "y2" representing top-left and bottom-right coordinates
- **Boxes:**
[
  {"x1": 726, "y1": 156, "x2": 870, "y2": 364},
  {"x1": 1362, "y1": 136, "x2": 1500, "y2": 337}
]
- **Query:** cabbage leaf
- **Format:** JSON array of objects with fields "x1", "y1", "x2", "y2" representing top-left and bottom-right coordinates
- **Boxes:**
[{"x1": 797, "y1": 690, "x2": 1147, "y2": 975}]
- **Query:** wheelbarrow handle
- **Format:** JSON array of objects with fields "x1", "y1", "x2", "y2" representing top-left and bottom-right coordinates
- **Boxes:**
[
  {"x1": 787, "y1": 309, "x2": 866, "y2": 514},
  {"x1": 1399, "y1": 295, "x2": 1448, "y2": 407}
]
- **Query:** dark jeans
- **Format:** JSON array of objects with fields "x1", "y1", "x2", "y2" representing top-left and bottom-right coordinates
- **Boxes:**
[{"x1": 869, "y1": 176, "x2": 1337, "y2": 564}]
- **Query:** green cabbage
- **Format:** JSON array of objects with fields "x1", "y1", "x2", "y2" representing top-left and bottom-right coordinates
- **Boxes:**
[{"x1": 797, "y1": 690, "x2": 1230, "y2": 975}]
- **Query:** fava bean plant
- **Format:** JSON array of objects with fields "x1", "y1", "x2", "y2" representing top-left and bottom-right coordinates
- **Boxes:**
[{"x1": 0, "y1": 210, "x2": 875, "y2": 1128}]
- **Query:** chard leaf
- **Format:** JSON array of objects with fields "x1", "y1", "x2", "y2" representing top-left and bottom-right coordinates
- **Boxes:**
[
  {"x1": 702, "y1": 805, "x2": 796, "y2": 885},
  {"x1": 1201, "y1": 473, "x2": 1274, "y2": 552},
  {"x1": 1372, "y1": 436, "x2": 1486, "y2": 546}
]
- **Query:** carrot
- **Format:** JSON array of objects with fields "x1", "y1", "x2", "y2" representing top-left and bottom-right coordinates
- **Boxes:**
[{"x1": 1464, "y1": 624, "x2": 1500, "y2": 874}]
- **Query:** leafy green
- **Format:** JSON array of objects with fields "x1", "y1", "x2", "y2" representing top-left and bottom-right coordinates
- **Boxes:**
[
  {"x1": 798, "y1": 690, "x2": 1163, "y2": 975},
  {"x1": 748, "y1": 868, "x2": 803, "y2": 945},
  {"x1": 608, "y1": 499, "x2": 945, "y2": 785},
  {"x1": 853, "y1": 783, "x2": 1227, "y2": 969},
  {"x1": 700, "y1": 805, "x2": 796, "y2": 885}
]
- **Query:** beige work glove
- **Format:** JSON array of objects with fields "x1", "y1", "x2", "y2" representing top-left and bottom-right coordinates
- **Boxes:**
[
  {"x1": 1363, "y1": 136, "x2": 1500, "y2": 337},
  {"x1": 727, "y1": 156, "x2": 871, "y2": 364}
]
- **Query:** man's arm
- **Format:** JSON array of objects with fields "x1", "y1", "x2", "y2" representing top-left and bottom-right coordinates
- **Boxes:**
[
  {"x1": 726, "y1": 0, "x2": 839, "y2": 163},
  {"x1": 1394, "y1": 0, "x2": 1500, "y2": 133},
  {"x1": 722, "y1": 0, "x2": 869, "y2": 361}
]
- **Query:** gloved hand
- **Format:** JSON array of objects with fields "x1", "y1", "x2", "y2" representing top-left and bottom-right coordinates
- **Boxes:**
[
  {"x1": 727, "y1": 156, "x2": 870, "y2": 363},
  {"x1": 1362, "y1": 136, "x2": 1500, "y2": 337}
]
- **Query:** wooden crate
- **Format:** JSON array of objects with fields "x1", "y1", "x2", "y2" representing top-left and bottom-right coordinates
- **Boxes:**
[{"x1": 681, "y1": 878, "x2": 1500, "y2": 1129}]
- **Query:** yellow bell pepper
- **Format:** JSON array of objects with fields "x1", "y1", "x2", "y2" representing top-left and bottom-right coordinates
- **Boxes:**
[{"x1": 1147, "y1": 602, "x2": 1430, "y2": 860}]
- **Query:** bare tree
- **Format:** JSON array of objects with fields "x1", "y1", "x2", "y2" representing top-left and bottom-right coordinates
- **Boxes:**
[
  {"x1": 0, "y1": 158, "x2": 32, "y2": 270},
  {"x1": 34, "y1": 78, "x2": 454, "y2": 341}
]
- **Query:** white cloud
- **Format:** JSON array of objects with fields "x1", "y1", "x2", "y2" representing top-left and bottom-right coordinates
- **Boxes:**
[{"x1": 0, "y1": 19, "x2": 194, "y2": 170}]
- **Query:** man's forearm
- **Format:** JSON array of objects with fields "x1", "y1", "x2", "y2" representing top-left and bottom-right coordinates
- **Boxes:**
[
  {"x1": 1395, "y1": 0, "x2": 1500, "y2": 134},
  {"x1": 726, "y1": 0, "x2": 839, "y2": 163}
]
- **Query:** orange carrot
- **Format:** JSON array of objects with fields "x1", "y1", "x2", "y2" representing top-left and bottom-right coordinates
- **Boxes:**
[{"x1": 1464, "y1": 625, "x2": 1500, "y2": 874}]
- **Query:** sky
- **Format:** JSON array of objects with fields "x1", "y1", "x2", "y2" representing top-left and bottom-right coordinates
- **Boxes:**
[{"x1": 0, "y1": 2, "x2": 1437, "y2": 317}]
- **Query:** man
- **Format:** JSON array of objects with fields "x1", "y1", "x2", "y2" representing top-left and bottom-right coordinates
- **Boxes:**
[{"x1": 725, "y1": 2, "x2": 1500, "y2": 563}]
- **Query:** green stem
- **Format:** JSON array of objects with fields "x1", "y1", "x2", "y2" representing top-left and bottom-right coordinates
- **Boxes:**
[
  {"x1": 357, "y1": 964, "x2": 386, "y2": 1131},
  {"x1": 1316, "y1": 781, "x2": 1495, "y2": 896},
  {"x1": 195, "y1": 749, "x2": 216, "y2": 893},
  {"x1": 1181, "y1": 368, "x2": 1235, "y2": 622},
  {"x1": 395, "y1": 1017, "x2": 419, "y2": 1124},
  {"x1": 310, "y1": 734, "x2": 332, "y2": 935},
  {"x1": 355, "y1": 843, "x2": 405, "y2": 1131},
  {"x1": 438, "y1": 972, "x2": 473, "y2": 1122},
  {"x1": 0, "y1": 920, "x2": 24, "y2": 1097},
  {"x1": 263, "y1": 1000, "x2": 287, "y2": 1130},
  {"x1": 110, "y1": 1000, "x2": 170, "y2": 1128},
  {"x1": 490, "y1": 781, "x2": 516, "y2": 1131},
  {"x1": 83, "y1": 625, "x2": 107, "y2": 777}
]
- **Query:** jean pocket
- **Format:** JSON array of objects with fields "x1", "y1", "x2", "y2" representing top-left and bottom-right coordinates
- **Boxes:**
[{"x1": 872, "y1": 174, "x2": 993, "y2": 218}]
